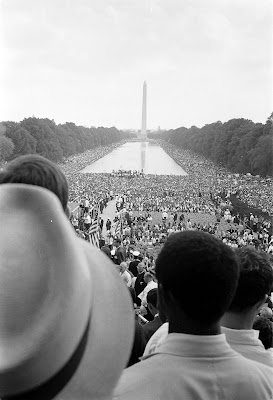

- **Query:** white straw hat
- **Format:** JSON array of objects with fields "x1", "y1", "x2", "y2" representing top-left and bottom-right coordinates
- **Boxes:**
[{"x1": 0, "y1": 184, "x2": 134, "y2": 399}]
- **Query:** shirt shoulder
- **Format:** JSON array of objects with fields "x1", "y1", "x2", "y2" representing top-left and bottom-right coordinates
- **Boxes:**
[{"x1": 113, "y1": 354, "x2": 273, "y2": 400}]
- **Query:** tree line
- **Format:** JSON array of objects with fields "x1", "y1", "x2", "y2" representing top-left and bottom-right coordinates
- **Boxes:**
[
  {"x1": 0, "y1": 118, "x2": 133, "y2": 163},
  {"x1": 149, "y1": 113, "x2": 273, "y2": 177}
]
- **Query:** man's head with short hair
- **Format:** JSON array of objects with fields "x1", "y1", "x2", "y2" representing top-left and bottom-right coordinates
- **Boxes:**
[
  {"x1": 227, "y1": 247, "x2": 273, "y2": 313},
  {"x1": 120, "y1": 262, "x2": 127, "y2": 273},
  {"x1": 144, "y1": 272, "x2": 154, "y2": 284},
  {"x1": 137, "y1": 263, "x2": 145, "y2": 274},
  {"x1": 146, "y1": 288, "x2": 158, "y2": 316},
  {"x1": 0, "y1": 154, "x2": 68, "y2": 212},
  {"x1": 155, "y1": 231, "x2": 239, "y2": 329}
]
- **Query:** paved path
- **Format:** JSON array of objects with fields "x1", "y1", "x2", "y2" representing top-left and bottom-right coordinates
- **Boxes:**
[{"x1": 101, "y1": 200, "x2": 116, "y2": 236}]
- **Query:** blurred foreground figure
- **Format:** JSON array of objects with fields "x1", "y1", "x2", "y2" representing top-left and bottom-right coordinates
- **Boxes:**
[
  {"x1": 0, "y1": 184, "x2": 134, "y2": 399},
  {"x1": 113, "y1": 231, "x2": 273, "y2": 400}
]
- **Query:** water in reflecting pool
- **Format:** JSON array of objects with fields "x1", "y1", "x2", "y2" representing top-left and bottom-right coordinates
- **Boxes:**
[{"x1": 81, "y1": 141, "x2": 187, "y2": 175}]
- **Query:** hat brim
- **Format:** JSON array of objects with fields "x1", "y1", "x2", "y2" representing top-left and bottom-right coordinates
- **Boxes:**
[
  {"x1": 0, "y1": 184, "x2": 134, "y2": 399},
  {"x1": 52, "y1": 241, "x2": 135, "y2": 399}
]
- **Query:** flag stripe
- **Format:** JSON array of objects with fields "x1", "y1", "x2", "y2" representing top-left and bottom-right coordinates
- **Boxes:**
[{"x1": 88, "y1": 203, "x2": 100, "y2": 248}]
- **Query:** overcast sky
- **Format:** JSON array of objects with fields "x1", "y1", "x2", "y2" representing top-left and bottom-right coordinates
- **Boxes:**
[{"x1": 0, "y1": 0, "x2": 272, "y2": 130}]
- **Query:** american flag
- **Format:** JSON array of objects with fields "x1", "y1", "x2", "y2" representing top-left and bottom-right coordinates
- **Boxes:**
[
  {"x1": 88, "y1": 205, "x2": 100, "y2": 248},
  {"x1": 114, "y1": 218, "x2": 123, "y2": 239}
]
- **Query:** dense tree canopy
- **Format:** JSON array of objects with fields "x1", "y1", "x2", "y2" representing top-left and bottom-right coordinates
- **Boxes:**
[
  {"x1": 0, "y1": 135, "x2": 14, "y2": 161},
  {"x1": 1, "y1": 115, "x2": 271, "y2": 177},
  {"x1": 149, "y1": 114, "x2": 273, "y2": 177},
  {"x1": 0, "y1": 118, "x2": 133, "y2": 163}
]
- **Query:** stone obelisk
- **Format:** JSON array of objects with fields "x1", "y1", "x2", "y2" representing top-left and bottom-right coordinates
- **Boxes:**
[{"x1": 141, "y1": 81, "x2": 147, "y2": 138}]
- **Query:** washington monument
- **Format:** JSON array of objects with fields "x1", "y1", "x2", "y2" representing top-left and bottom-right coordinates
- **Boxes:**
[{"x1": 141, "y1": 81, "x2": 147, "y2": 138}]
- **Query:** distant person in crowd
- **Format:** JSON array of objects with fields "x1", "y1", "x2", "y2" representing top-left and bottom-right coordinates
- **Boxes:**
[
  {"x1": 134, "y1": 262, "x2": 147, "y2": 306},
  {"x1": 106, "y1": 218, "x2": 112, "y2": 231},
  {"x1": 221, "y1": 246, "x2": 273, "y2": 367},
  {"x1": 141, "y1": 320, "x2": 169, "y2": 358},
  {"x1": 83, "y1": 197, "x2": 90, "y2": 212},
  {"x1": 129, "y1": 251, "x2": 141, "y2": 277},
  {"x1": 113, "y1": 231, "x2": 273, "y2": 400},
  {"x1": 128, "y1": 286, "x2": 137, "y2": 309},
  {"x1": 0, "y1": 154, "x2": 69, "y2": 215},
  {"x1": 71, "y1": 215, "x2": 79, "y2": 231},
  {"x1": 120, "y1": 262, "x2": 132, "y2": 287},
  {"x1": 186, "y1": 218, "x2": 192, "y2": 230},
  {"x1": 126, "y1": 283, "x2": 147, "y2": 368},
  {"x1": 142, "y1": 288, "x2": 163, "y2": 342},
  {"x1": 83, "y1": 211, "x2": 91, "y2": 230},
  {"x1": 138, "y1": 272, "x2": 158, "y2": 308},
  {"x1": 113, "y1": 238, "x2": 126, "y2": 265},
  {"x1": 162, "y1": 210, "x2": 168, "y2": 222},
  {"x1": 259, "y1": 306, "x2": 273, "y2": 320},
  {"x1": 0, "y1": 183, "x2": 134, "y2": 399},
  {"x1": 127, "y1": 321, "x2": 147, "y2": 369},
  {"x1": 100, "y1": 238, "x2": 112, "y2": 259}
]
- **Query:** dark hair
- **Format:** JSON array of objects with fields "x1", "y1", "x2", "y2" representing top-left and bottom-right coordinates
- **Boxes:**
[
  {"x1": 147, "y1": 288, "x2": 158, "y2": 309},
  {"x1": 0, "y1": 155, "x2": 68, "y2": 211},
  {"x1": 253, "y1": 316, "x2": 273, "y2": 349},
  {"x1": 228, "y1": 247, "x2": 273, "y2": 312},
  {"x1": 115, "y1": 238, "x2": 121, "y2": 244},
  {"x1": 155, "y1": 231, "x2": 239, "y2": 324}
]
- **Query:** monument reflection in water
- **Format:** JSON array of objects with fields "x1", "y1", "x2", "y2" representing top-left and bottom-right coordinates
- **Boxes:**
[
  {"x1": 140, "y1": 142, "x2": 146, "y2": 171},
  {"x1": 81, "y1": 141, "x2": 187, "y2": 176}
]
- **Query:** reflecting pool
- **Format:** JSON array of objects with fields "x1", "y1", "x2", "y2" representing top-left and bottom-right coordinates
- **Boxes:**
[{"x1": 81, "y1": 141, "x2": 187, "y2": 175}]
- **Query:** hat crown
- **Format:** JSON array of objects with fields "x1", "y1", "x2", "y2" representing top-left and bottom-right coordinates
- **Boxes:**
[{"x1": 0, "y1": 184, "x2": 91, "y2": 396}]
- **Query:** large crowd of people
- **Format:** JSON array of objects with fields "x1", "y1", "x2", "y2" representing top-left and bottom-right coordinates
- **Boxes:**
[
  {"x1": 58, "y1": 140, "x2": 272, "y2": 258},
  {"x1": 0, "y1": 143, "x2": 272, "y2": 399}
]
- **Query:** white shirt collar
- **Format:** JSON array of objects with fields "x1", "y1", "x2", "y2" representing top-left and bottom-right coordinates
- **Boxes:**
[
  {"x1": 221, "y1": 326, "x2": 261, "y2": 344},
  {"x1": 143, "y1": 332, "x2": 235, "y2": 360}
]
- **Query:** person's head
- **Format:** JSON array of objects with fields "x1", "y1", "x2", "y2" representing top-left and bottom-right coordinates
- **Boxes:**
[
  {"x1": 147, "y1": 288, "x2": 158, "y2": 316},
  {"x1": 253, "y1": 316, "x2": 273, "y2": 349},
  {"x1": 227, "y1": 247, "x2": 273, "y2": 313},
  {"x1": 137, "y1": 262, "x2": 145, "y2": 274},
  {"x1": 120, "y1": 262, "x2": 127, "y2": 274},
  {"x1": 0, "y1": 154, "x2": 69, "y2": 213},
  {"x1": 115, "y1": 238, "x2": 121, "y2": 247},
  {"x1": 144, "y1": 272, "x2": 154, "y2": 284},
  {"x1": 155, "y1": 231, "x2": 239, "y2": 327},
  {"x1": 133, "y1": 250, "x2": 140, "y2": 259},
  {"x1": 259, "y1": 306, "x2": 273, "y2": 320}
]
